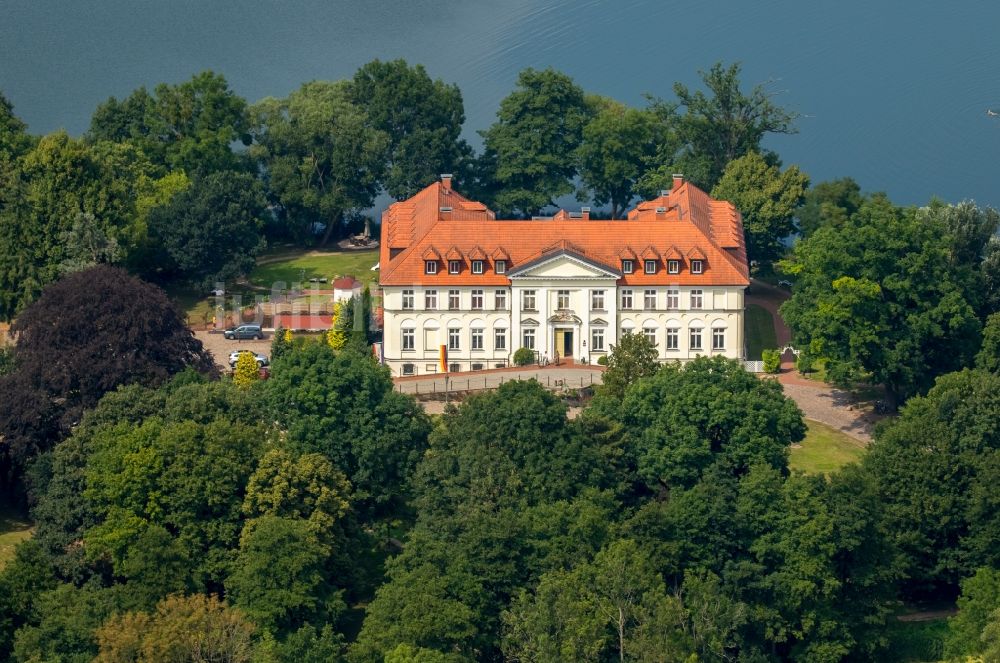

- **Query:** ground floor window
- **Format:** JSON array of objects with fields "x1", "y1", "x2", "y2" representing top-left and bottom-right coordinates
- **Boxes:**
[
  {"x1": 591, "y1": 328, "x2": 605, "y2": 351},
  {"x1": 449, "y1": 363, "x2": 461, "y2": 372},
  {"x1": 666, "y1": 328, "x2": 679, "y2": 350},
  {"x1": 690, "y1": 327, "x2": 703, "y2": 351},
  {"x1": 471, "y1": 363, "x2": 484, "y2": 371},
  {"x1": 402, "y1": 328, "x2": 415, "y2": 351},
  {"x1": 712, "y1": 327, "x2": 726, "y2": 350},
  {"x1": 523, "y1": 328, "x2": 536, "y2": 349},
  {"x1": 402, "y1": 363, "x2": 415, "y2": 376},
  {"x1": 643, "y1": 327, "x2": 657, "y2": 346},
  {"x1": 424, "y1": 364, "x2": 438, "y2": 373},
  {"x1": 471, "y1": 328, "x2": 484, "y2": 350},
  {"x1": 495, "y1": 328, "x2": 507, "y2": 351}
]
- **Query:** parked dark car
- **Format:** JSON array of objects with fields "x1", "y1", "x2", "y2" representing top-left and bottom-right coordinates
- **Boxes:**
[{"x1": 224, "y1": 324, "x2": 264, "y2": 340}]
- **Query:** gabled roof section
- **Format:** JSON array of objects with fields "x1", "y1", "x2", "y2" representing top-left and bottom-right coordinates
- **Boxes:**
[
  {"x1": 380, "y1": 176, "x2": 749, "y2": 287},
  {"x1": 687, "y1": 246, "x2": 707, "y2": 260},
  {"x1": 640, "y1": 245, "x2": 660, "y2": 259},
  {"x1": 445, "y1": 246, "x2": 463, "y2": 261},
  {"x1": 508, "y1": 249, "x2": 622, "y2": 279},
  {"x1": 468, "y1": 246, "x2": 487, "y2": 260}
]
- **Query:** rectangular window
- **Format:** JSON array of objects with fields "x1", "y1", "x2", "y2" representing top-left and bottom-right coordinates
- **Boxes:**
[
  {"x1": 591, "y1": 289, "x2": 605, "y2": 311},
  {"x1": 690, "y1": 327, "x2": 703, "y2": 351},
  {"x1": 448, "y1": 260, "x2": 461, "y2": 274},
  {"x1": 591, "y1": 328, "x2": 605, "y2": 351},
  {"x1": 644, "y1": 289, "x2": 656, "y2": 310},
  {"x1": 495, "y1": 290, "x2": 507, "y2": 310},
  {"x1": 449, "y1": 363, "x2": 461, "y2": 373},
  {"x1": 691, "y1": 259, "x2": 704, "y2": 274},
  {"x1": 643, "y1": 327, "x2": 657, "y2": 346},
  {"x1": 494, "y1": 328, "x2": 507, "y2": 351},
  {"x1": 666, "y1": 327, "x2": 679, "y2": 350},
  {"x1": 691, "y1": 289, "x2": 703, "y2": 309},
  {"x1": 471, "y1": 260, "x2": 484, "y2": 274},
  {"x1": 667, "y1": 259, "x2": 680, "y2": 274},
  {"x1": 522, "y1": 290, "x2": 536, "y2": 311},
  {"x1": 621, "y1": 289, "x2": 633, "y2": 310},
  {"x1": 448, "y1": 327, "x2": 461, "y2": 350},
  {"x1": 424, "y1": 290, "x2": 437, "y2": 310},
  {"x1": 425, "y1": 260, "x2": 437, "y2": 275},
  {"x1": 495, "y1": 259, "x2": 507, "y2": 274},
  {"x1": 402, "y1": 289, "x2": 414, "y2": 310},
  {"x1": 471, "y1": 328, "x2": 484, "y2": 351},
  {"x1": 523, "y1": 328, "x2": 536, "y2": 350},
  {"x1": 471, "y1": 289, "x2": 483, "y2": 310},
  {"x1": 712, "y1": 327, "x2": 726, "y2": 350},
  {"x1": 644, "y1": 259, "x2": 657, "y2": 274},
  {"x1": 622, "y1": 259, "x2": 634, "y2": 274},
  {"x1": 402, "y1": 328, "x2": 415, "y2": 351},
  {"x1": 402, "y1": 363, "x2": 416, "y2": 376},
  {"x1": 557, "y1": 290, "x2": 570, "y2": 310},
  {"x1": 448, "y1": 289, "x2": 460, "y2": 310},
  {"x1": 666, "y1": 288, "x2": 679, "y2": 309}
]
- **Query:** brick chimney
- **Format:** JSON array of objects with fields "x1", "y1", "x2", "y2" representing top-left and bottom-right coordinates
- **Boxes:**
[
  {"x1": 672, "y1": 173, "x2": 684, "y2": 190},
  {"x1": 440, "y1": 173, "x2": 453, "y2": 191}
]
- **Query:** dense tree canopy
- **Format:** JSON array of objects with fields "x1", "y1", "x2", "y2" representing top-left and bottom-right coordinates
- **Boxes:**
[
  {"x1": 796, "y1": 177, "x2": 864, "y2": 239},
  {"x1": 780, "y1": 195, "x2": 982, "y2": 404},
  {"x1": 711, "y1": 151, "x2": 809, "y2": 265},
  {"x1": 147, "y1": 170, "x2": 267, "y2": 287},
  {"x1": 0, "y1": 267, "x2": 214, "y2": 489},
  {"x1": 250, "y1": 81, "x2": 388, "y2": 244},
  {"x1": 479, "y1": 68, "x2": 592, "y2": 216},
  {"x1": 349, "y1": 59, "x2": 470, "y2": 200}
]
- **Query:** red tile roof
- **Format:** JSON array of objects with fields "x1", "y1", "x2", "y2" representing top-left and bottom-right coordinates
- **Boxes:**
[{"x1": 379, "y1": 178, "x2": 749, "y2": 287}]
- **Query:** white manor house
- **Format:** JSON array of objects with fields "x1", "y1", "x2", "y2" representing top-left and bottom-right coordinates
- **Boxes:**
[{"x1": 378, "y1": 174, "x2": 750, "y2": 377}]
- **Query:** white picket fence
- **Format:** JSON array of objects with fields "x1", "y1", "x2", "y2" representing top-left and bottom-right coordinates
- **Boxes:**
[{"x1": 743, "y1": 360, "x2": 765, "y2": 373}]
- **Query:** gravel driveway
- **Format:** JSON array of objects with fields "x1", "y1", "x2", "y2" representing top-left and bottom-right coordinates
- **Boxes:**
[{"x1": 194, "y1": 331, "x2": 272, "y2": 370}]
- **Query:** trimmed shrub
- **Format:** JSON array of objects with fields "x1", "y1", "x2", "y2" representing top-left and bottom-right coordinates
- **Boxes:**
[
  {"x1": 762, "y1": 348, "x2": 781, "y2": 373},
  {"x1": 513, "y1": 347, "x2": 535, "y2": 366},
  {"x1": 796, "y1": 351, "x2": 814, "y2": 373},
  {"x1": 596, "y1": 355, "x2": 608, "y2": 366}
]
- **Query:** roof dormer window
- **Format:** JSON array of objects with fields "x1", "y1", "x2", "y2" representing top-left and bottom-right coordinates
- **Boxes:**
[
  {"x1": 667, "y1": 259, "x2": 680, "y2": 274},
  {"x1": 644, "y1": 259, "x2": 657, "y2": 274},
  {"x1": 622, "y1": 259, "x2": 634, "y2": 274},
  {"x1": 495, "y1": 259, "x2": 507, "y2": 274},
  {"x1": 448, "y1": 260, "x2": 461, "y2": 274},
  {"x1": 471, "y1": 260, "x2": 484, "y2": 274},
  {"x1": 425, "y1": 260, "x2": 437, "y2": 275},
  {"x1": 691, "y1": 259, "x2": 703, "y2": 274}
]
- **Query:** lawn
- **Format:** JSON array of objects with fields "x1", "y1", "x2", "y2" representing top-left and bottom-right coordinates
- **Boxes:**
[
  {"x1": 248, "y1": 249, "x2": 379, "y2": 289},
  {"x1": 0, "y1": 500, "x2": 33, "y2": 570},
  {"x1": 745, "y1": 303, "x2": 778, "y2": 360},
  {"x1": 789, "y1": 419, "x2": 867, "y2": 474}
]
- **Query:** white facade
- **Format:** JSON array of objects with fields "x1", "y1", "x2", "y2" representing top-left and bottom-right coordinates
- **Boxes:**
[{"x1": 382, "y1": 252, "x2": 745, "y2": 376}]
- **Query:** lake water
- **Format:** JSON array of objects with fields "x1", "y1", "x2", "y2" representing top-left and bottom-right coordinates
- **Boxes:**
[{"x1": 2, "y1": 0, "x2": 999, "y2": 208}]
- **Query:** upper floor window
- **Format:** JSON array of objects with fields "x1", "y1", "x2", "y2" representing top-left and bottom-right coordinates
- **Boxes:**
[
  {"x1": 448, "y1": 289, "x2": 460, "y2": 310},
  {"x1": 691, "y1": 259, "x2": 704, "y2": 274},
  {"x1": 591, "y1": 289, "x2": 605, "y2": 311},
  {"x1": 644, "y1": 259, "x2": 657, "y2": 274},
  {"x1": 690, "y1": 327, "x2": 703, "y2": 351},
  {"x1": 424, "y1": 290, "x2": 437, "y2": 309},
  {"x1": 471, "y1": 328, "x2": 484, "y2": 351},
  {"x1": 471, "y1": 260, "x2": 484, "y2": 274},
  {"x1": 557, "y1": 290, "x2": 570, "y2": 310},
  {"x1": 448, "y1": 260, "x2": 461, "y2": 274},
  {"x1": 644, "y1": 289, "x2": 657, "y2": 310},
  {"x1": 621, "y1": 289, "x2": 633, "y2": 310},
  {"x1": 471, "y1": 289, "x2": 484, "y2": 310},
  {"x1": 402, "y1": 328, "x2": 415, "y2": 351},
  {"x1": 402, "y1": 289, "x2": 414, "y2": 310},
  {"x1": 495, "y1": 259, "x2": 507, "y2": 274},
  {"x1": 522, "y1": 290, "x2": 536, "y2": 311},
  {"x1": 495, "y1": 290, "x2": 507, "y2": 310},
  {"x1": 712, "y1": 327, "x2": 726, "y2": 350},
  {"x1": 690, "y1": 289, "x2": 703, "y2": 309},
  {"x1": 643, "y1": 327, "x2": 657, "y2": 346},
  {"x1": 666, "y1": 288, "x2": 679, "y2": 309},
  {"x1": 448, "y1": 327, "x2": 461, "y2": 350},
  {"x1": 425, "y1": 260, "x2": 437, "y2": 275},
  {"x1": 667, "y1": 259, "x2": 680, "y2": 274},
  {"x1": 622, "y1": 259, "x2": 634, "y2": 274},
  {"x1": 494, "y1": 328, "x2": 507, "y2": 351},
  {"x1": 666, "y1": 327, "x2": 679, "y2": 350}
]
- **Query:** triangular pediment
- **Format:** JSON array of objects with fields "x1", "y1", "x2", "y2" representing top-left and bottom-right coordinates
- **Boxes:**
[{"x1": 508, "y1": 250, "x2": 620, "y2": 280}]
